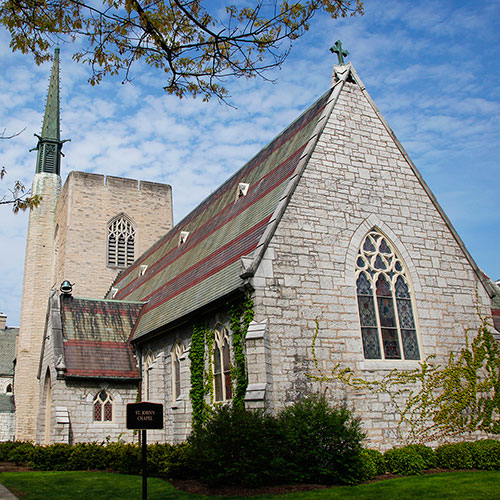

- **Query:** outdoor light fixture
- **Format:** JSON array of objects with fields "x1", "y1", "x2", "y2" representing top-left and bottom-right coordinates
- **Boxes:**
[{"x1": 60, "y1": 280, "x2": 73, "y2": 295}]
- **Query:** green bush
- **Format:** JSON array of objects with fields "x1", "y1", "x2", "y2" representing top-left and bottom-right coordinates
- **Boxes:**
[
  {"x1": 106, "y1": 442, "x2": 141, "y2": 475},
  {"x1": 6, "y1": 441, "x2": 36, "y2": 465},
  {"x1": 359, "y1": 449, "x2": 386, "y2": 480},
  {"x1": 436, "y1": 442, "x2": 475, "y2": 470},
  {"x1": 188, "y1": 404, "x2": 285, "y2": 487},
  {"x1": 147, "y1": 442, "x2": 192, "y2": 479},
  {"x1": 0, "y1": 441, "x2": 19, "y2": 461},
  {"x1": 32, "y1": 443, "x2": 73, "y2": 470},
  {"x1": 471, "y1": 440, "x2": 500, "y2": 470},
  {"x1": 68, "y1": 442, "x2": 110, "y2": 471},
  {"x1": 278, "y1": 395, "x2": 365, "y2": 485},
  {"x1": 384, "y1": 446, "x2": 425, "y2": 476},
  {"x1": 405, "y1": 444, "x2": 436, "y2": 469}
]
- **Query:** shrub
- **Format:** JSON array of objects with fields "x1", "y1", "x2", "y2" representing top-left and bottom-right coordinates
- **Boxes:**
[
  {"x1": 6, "y1": 441, "x2": 36, "y2": 465},
  {"x1": 32, "y1": 443, "x2": 73, "y2": 470},
  {"x1": 405, "y1": 444, "x2": 436, "y2": 469},
  {"x1": 148, "y1": 442, "x2": 192, "y2": 479},
  {"x1": 188, "y1": 404, "x2": 285, "y2": 487},
  {"x1": 384, "y1": 446, "x2": 425, "y2": 476},
  {"x1": 471, "y1": 440, "x2": 500, "y2": 470},
  {"x1": 0, "y1": 441, "x2": 18, "y2": 461},
  {"x1": 278, "y1": 395, "x2": 365, "y2": 485},
  {"x1": 359, "y1": 449, "x2": 386, "y2": 480},
  {"x1": 68, "y1": 442, "x2": 110, "y2": 471},
  {"x1": 106, "y1": 442, "x2": 141, "y2": 475},
  {"x1": 435, "y1": 442, "x2": 475, "y2": 470}
]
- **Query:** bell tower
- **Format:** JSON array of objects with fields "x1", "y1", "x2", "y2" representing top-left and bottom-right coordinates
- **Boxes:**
[{"x1": 15, "y1": 48, "x2": 68, "y2": 441}]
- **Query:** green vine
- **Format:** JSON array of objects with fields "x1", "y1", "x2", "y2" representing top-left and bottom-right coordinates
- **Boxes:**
[
  {"x1": 189, "y1": 294, "x2": 254, "y2": 427},
  {"x1": 189, "y1": 292, "x2": 255, "y2": 426},
  {"x1": 229, "y1": 292, "x2": 254, "y2": 407},
  {"x1": 307, "y1": 315, "x2": 500, "y2": 443},
  {"x1": 189, "y1": 321, "x2": 209, "y2": 428}
]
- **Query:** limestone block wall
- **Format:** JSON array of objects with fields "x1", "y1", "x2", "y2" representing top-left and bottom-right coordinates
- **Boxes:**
[
  {"x1": 0, "y1": 412, "x2": 15, "y2": 441},
  {"x1": 53, "y1": 172, "x2": 173, "y2": 299},
  {"x1": 136, "y1": 322, "x2": 193, "y2": 444},
  {"x1": 249, "y1": 80, "x2": 492, "y2": 448},
  {"x1": 36, "y1": 297, "x2": 139, "y2": 444},
  {"x1": 16, "y1": 172, "x2": 61, "y2": 441}
]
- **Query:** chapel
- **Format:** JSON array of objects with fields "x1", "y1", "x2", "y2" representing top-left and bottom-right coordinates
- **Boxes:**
[{"x1": 11, "y1": 46, "x2": 500, "y2": 448}]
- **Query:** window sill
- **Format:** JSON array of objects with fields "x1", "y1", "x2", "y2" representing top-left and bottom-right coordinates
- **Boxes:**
[{"x1": 358, "y1": 360, "x2": 422, "y2": 371}]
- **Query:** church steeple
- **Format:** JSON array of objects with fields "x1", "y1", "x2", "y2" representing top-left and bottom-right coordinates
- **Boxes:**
[{"x1": 34, "y1": 47, "x2": 67, "y2": 175}]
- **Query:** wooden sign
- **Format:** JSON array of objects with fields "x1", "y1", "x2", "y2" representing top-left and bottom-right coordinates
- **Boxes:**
[{"x1": 126, "y1": 402, "x2": 164, "y2": 430}]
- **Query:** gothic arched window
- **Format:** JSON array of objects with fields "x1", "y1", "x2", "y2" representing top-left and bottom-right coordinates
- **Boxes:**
[
  {"x1": 213, "y1": 326, "x2": 232, "y2": 402},
  {"x1": 93, "y1": 390, "x2": 113, "y2": 422},
  {"x1": 107, "y1": 215, "x2": 135, "y2": 268},
  {"x1": 355, "y1": 230, "x2": 420, "y2": 360},
  {"x1": 171, "y1": 341, "x2": 184, "y2": 403}
]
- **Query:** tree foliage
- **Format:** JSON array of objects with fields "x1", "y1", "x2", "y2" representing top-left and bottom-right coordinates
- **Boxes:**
[
  {"x1": 1, "y1": 129, "x2": 41, "y2": 212},
  {"x1": 0, "y1": 0, "x2": 363, "y2": 100}
]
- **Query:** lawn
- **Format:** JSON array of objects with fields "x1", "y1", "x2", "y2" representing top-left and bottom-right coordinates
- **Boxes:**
[{"x1": 1, "y1": 470, "x2": 500, "y2": 500}]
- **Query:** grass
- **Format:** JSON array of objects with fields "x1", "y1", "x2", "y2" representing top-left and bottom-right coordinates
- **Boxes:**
[{"x1": 1, "y1": 470, "x2": 500, "y2": 500}]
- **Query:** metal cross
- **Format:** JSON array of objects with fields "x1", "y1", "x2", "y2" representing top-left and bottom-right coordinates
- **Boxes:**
[{"x1": 330, "y1": 40, "x2": 349, "y2": 65}]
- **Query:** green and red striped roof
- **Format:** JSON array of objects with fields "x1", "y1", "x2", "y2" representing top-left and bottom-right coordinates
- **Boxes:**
[{"x1": 110, "y1": 89, "x2": 333, "y2": 341}]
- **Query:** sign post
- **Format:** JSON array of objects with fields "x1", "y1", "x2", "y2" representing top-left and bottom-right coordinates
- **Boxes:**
[{"x1": 126, "y1": 402, "x2": 164, "y2": 500}]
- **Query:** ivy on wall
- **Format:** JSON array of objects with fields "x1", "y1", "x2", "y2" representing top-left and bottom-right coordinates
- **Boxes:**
[
  {"x1": 307, "y1": 315, "x2": 500, "y2": 443},
  {"x1": 190, "y1": 293, "x2": 254, "y2": 427}
]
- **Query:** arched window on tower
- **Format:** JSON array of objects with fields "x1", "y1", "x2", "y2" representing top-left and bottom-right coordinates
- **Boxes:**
[
  {"x1": 213, "y1": 325, "x2": 232, "y2": 402},
  {"x1": 355, "y1": 230, "x2": 420, "y2": 361},
  {"x1": 93, "y1": 390, "x2": 113, "y2": 422},
  {"x1": 107, "y1": 215, "x2": 135, "y2": 268}
]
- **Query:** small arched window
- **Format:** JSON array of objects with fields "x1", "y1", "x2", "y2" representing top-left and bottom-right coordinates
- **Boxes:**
[
  {"x1": 93, "y1": 390, "x2": 113, "y2": 422},
  {"x1": 107, "y1": 215, "x2": 135, "y2": 268},
  {"x1": 171, "y1": 341, "x2": 184, "y2": 403},
  {"x1": 6, "y1": 383, "x2": 12, "y2": 394},
  {"x1": 213, "y1": 326, "x2": 232, "y2": 402},
  {"x1": 355, "y1": 230, "x2": 420, "y2": 361},
  {"x1": 143, "y1": 351, "x2": 154, "y2": 401}
]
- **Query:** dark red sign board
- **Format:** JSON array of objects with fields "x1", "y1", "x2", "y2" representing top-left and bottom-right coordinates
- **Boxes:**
[{"x1": 126, "y1": 402, "x2": 164, "y2": 430}]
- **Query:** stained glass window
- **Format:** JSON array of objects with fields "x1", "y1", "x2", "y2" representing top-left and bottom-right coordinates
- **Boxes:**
[
  {"x1": 93, "y1": 390, "x2": 113, "y2": 422},
  {"x1": 213, "y1": 325, "x2": 232, "y2": 402},
  {"x1": 107, "y1": 215, "x2": 135, "y2": 268},
  {"x1": 355, "y1": 230, "x2": 420, "y2": 361},
  {"x1": 172, "y1": 341, "x2": 184, "y2": 403}
]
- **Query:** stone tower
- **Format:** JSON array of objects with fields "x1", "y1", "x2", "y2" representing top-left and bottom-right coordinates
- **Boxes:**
[
  {"x1": 15, "y1": 50, "x2": 174, "y2": 442},
  {"x1": 15, "y1": 48, "x2": 65, "y2": 440}
]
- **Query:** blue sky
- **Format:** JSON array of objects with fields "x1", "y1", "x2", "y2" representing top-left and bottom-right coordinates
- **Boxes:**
[{"x1": 1, "y1": 0, "x2": 499, "y2": 325}]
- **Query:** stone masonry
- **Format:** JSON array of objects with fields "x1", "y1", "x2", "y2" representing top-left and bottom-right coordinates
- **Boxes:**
[
  {"x1": 249, "y1": 79, "x2": 492, "y2": 448},
  {"x1": 53, "y1": 171, "x2": 173, "y2": 300},
  {"x1": 16, "y1": 172, "x2": 61, "y2": 441}
]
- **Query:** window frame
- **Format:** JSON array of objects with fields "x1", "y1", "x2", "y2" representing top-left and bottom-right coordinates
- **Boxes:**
[
  {"x1": 355, "y1": 230, "x2": 421, "y2": 362},
  {"x1": 213, "y1": 325, "x2": 232, "y2": 403},
  {"x1": 93, "y1": 390, "x2": 113, "y2": 423},
  {"x1": 107, "y1": 214, "x2": 136, "y2": 268},
  {"x1": 143, "y1": 351, "x2": 154, "y2": 401},
  {"x1": 171, "y1": 341, "x2": 185, "y2": 405}
]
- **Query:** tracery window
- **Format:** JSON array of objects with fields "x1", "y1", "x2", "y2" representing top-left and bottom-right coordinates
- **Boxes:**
[
  {"x1": 213, "y1": 326, "x2": 232, "y2": 402},
  {"x1": 107, "y1": 215, "x2": 135, "y2": 267},
  {"x1": 171, "y1": 341, "x2": 184, "y2": 403},
  {"x1": 356, "y1": 230, "x2": 420, "y2": 360},
  {"x1": 93, "y1": 390, "x2": 113, "y2": 422}
]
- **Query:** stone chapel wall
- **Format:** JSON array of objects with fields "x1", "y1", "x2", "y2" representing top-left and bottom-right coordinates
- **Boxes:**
[{"x1": 249, "y1": 80, "x2": 492, "y2": 448}]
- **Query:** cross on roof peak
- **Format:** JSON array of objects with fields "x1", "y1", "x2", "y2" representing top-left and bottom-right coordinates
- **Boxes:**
[{"x1": 330, "y1": 40, "x2": 349, "y2": 65}]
